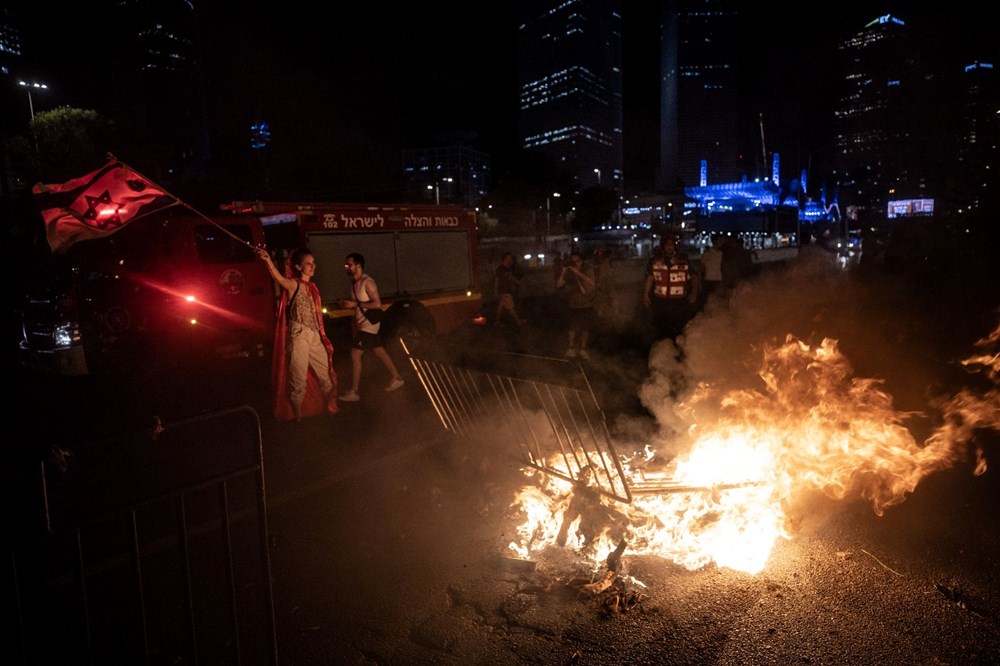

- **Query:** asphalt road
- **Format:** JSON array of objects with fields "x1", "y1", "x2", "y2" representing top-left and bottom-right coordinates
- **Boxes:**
[
  {"x1": 11, "y1": 244, "x2": 1000, "y2": 664},
  {"x1": 264, "y1": 428, "x2": 1000, "y2": 665},
  {"x1": 256, "y1": 283, "x2": 1000, "y2": 664}
]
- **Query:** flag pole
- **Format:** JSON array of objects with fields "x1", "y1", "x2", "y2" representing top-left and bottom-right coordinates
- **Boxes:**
[{"x1": 109, "y1": 154, "x2": 257, "y2": 249}]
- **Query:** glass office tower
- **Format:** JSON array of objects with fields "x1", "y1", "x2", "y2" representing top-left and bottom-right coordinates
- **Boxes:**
[
  {"x1": 517, "y1": 0, "x2": 624, "y2": 194},
  {"x1": 658, "y1": 0, "x2": 740, "y2": 192}
]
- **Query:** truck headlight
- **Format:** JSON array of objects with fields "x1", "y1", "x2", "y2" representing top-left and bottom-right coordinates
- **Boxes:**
[{"x1": 54, "y1": 322, "x2": 81, "y2": 348}]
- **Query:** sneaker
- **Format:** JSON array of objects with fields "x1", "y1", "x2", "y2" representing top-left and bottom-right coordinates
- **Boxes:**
[
  {"x1": 578, "y1": 349, "x2": 590, "y2": 359},
  {"x1": 385, "y1": 377, "x2": 405, "y2": 392},
  {"x1": 339, "y1": 390, "x2": 360, "y2": 402},
  {"x1": 564, "y1": 348, "x2": 577, "y2": 359}
]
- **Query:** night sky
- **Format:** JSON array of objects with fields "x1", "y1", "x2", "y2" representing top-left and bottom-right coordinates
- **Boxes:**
[{"x1": 10, "y1": 3, "x2": 991, "y2": 194}]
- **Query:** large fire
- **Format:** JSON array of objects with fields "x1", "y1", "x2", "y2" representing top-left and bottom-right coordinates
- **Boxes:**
[{"x1": 509, "y1": 327, "x2": 1000, "y2": 575}]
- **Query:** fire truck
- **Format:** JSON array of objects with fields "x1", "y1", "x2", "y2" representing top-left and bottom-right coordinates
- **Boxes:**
[
  {"x1": 18, "y1": 200, "x2": 483, "y2": 376},
  {"x1": 18, "y1": 208, "x2": 275, "y2": 376},
  {"x1": 221, "y1": 200, "x2": 485, "y2": 351}
]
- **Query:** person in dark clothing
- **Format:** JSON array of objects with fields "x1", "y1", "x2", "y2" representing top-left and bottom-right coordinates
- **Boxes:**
[
  {"x1": 494, "y1": 252, "x2": 525, "y2": 326},
  {"x1": 557, "y1": 250, "x2": 597, "y2": 358},
  {"x1": 642, "y1": 234, "x2": 700, "y2": 341},
  {"x1": 721, "y1": 236, "x2": 755, "y2": 290}
]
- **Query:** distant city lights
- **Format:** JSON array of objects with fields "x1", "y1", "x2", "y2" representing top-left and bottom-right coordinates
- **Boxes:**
[{"x1": 250, "y1": 122, "x2": 271, "y2": 150}]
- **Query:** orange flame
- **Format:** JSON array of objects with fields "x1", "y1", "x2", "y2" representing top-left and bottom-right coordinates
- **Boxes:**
[{"x1": 510, "y1": 328, "x2": 999, "y2": 575}]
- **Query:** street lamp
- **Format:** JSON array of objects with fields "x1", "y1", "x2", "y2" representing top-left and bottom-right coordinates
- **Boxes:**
[
  {"x1": 18, "y1": 80, "x2": 48, "y2": 122},
  {"x1": 19, "y1": 81, "x2": 48, "y2": 154},
  {"x1": 594, "y1": 168, "x2": 601, "y2": 186},
  {"x1": 546, "y1": 192, "x2": 561, "y2": 240},
  {"x1": 427, "y1": 176, "x2": 454, "y2": 205}
]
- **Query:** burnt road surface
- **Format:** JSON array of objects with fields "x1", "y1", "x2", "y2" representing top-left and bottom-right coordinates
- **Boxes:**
[{"x1": 11, "y1": 244, "x2": 1000, "y2": 664}]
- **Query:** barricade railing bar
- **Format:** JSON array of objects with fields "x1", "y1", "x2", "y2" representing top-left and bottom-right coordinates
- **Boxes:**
[
  {"x1": 403, "y1": 340, "x2": 634, "y2": 504},
  {"x1": 3, "y1": 405, "x2": 278, "y2": 666}
]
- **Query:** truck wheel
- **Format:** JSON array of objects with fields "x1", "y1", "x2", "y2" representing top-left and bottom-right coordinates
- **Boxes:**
[
  {"x1": 383, "y1": 302, "x2": 435, "y2": 353},
  {"x1": 103, "y1": 305, "x2": 132, "y2": 333}
]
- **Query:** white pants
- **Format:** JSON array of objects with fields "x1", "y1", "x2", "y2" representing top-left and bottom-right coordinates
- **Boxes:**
[{"x1": 288, "y1": 322, "x2": 334, "y2": 408}]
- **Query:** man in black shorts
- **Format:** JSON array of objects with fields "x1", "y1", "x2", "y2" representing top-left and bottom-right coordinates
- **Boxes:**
[{"x1": 337, "y1": 252, "x2": 404, "y2": 402}]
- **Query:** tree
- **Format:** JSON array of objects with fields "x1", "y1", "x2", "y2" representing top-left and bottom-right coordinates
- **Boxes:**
[{"x1": 8, "y1": 107, "x2": 116, "y2": 185}]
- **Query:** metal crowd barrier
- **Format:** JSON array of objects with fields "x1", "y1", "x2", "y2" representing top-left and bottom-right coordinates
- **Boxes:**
[
  {"x1": 402, "y1": 339, "x2": 634, "y2": 504},
  {"x1": 3, "y1": 405, "x2": 278, "y2": 666}
]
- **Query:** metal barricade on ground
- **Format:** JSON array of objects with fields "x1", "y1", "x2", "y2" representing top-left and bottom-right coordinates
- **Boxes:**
[
  {"x1": 402, "y1": 339, "x2": 635, "y2": 504},
  {"x1": 402, "y1": 338, "x2": 738, "y2": 504},
  {"x1": 3, "y1": 406, "x2": 277, "y2": 666}
]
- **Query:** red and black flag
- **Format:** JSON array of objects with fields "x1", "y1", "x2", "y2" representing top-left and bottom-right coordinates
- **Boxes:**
[{"x1": 32, "y1": 159, "x2": 179, "y2": 253}]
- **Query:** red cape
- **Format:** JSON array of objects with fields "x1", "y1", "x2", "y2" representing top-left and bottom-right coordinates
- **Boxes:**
[{"x1": 271, "y1": 280, "x2": 339, "y2": 420}]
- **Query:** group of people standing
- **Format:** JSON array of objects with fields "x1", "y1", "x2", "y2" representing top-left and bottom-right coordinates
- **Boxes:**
[
  {"x1": 256, "y1": 247, "x2": 404, "y2": 422},
  {"x1": 492, "y1": 232, "x2": 754, "y2": 359},
  {"x1": 492, "y1": 247, "x2": 621, "y2": 359}
]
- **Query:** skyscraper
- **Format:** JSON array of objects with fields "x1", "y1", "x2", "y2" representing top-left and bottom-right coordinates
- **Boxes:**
[
  {"x1": 955, "y1": 59, "x2": 998, "y2": 212},
  {"x1": 106, "y1": 0, "x2": 210, "y2": 182},
  {"x1": 516, "y1": 0, "x2": 623, "y2": 194},
  {"x1": 658, "y1": 0, "x2": 740, "y2": 192},
  {"x1": 833, "y1": 14, "x2": 926, "y2": 218},
  {"x1": 1, "y1": 7, "x2": 25, "y2": 195},
  {"x1": 0, "y1": 6, "x2": 21, "y2": 79}
]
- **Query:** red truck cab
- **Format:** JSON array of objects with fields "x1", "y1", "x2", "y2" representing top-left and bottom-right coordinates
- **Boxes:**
[{"x1": 19, "y1": 209, "x2": 275, "y2": 376}]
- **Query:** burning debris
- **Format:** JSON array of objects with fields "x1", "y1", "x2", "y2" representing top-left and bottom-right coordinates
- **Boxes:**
[
  {"x1": 505, "y1": 321, "x2": 1000, "y2": 578},
  {"x1": 496, "y1": 531, "x2": 647, "y2": 616},
  {"x1": 407, "y1": 279, "x2": 1000, "y2": 581},
  {"x1": 553, "y1": 471, "x2": 629, "y2": 550}
]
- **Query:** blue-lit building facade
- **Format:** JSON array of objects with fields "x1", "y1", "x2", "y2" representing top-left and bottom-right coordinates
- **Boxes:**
[
  {"x1": 635, "y1": 1, "x2": 814, "y2": 255},
  {"x1": 516, "y1": 0, "x2": 624, "y2": 194},
  {"x1": 679, "y1": 153, "x2": 802, "y2": 254},
  {"x1": 659, "y1": 11, "x2": 995, "y2": 253}
]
